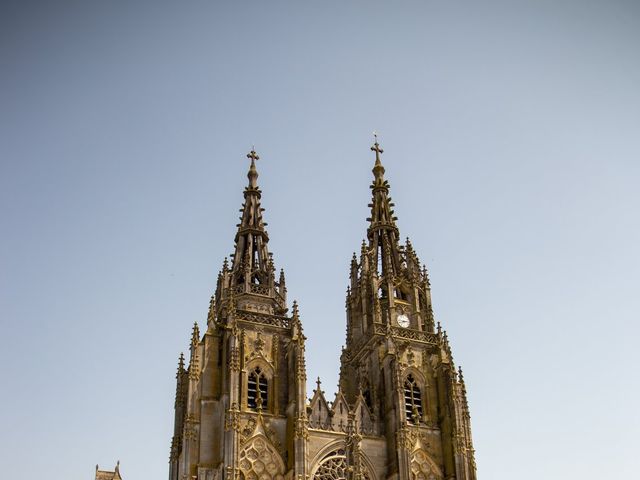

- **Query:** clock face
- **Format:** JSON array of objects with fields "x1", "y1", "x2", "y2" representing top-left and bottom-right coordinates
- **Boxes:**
[{"x1": 397, "y1": 313, "x2": 410, "y2": 328}]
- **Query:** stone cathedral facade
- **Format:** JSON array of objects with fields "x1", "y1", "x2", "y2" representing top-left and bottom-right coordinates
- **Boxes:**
[{"x1": 169, "y1": 141, "x2": 477, "y2": 480}]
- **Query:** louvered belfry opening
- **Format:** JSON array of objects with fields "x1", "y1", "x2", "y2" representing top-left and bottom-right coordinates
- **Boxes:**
[
  {"x1": 247, "y1": 367, "x2": 268, "y2": 410},
  {"x1": 404, "y1": 374, "x2": 423, "y2": 423}
]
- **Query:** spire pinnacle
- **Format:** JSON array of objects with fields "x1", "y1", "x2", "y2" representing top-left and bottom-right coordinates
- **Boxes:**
[
  {"x1": 247, "y1": 148, "x2": 260, "y2": 188},
  {"x1": 191, "y1": 322, "x2": 200, "y2": 347},
  {"x1": 178, "y1": 352, "x2": 185, "y2": 372},
  {"x1": 371, "y1": 132, "x2": 385, "y2": 179}
]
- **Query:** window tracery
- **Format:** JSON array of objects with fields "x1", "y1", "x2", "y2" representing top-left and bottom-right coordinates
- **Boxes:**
[
  {"x1": 312, "y1": 449, "x2": 372, "y2": 480},
  {"x1": 410, "y1": 449, "x2": 441, "y2": 480},
  {"x1": 313, "y1": 454, "x2": 346, "y2": 480},
  {"x1": 238, "y1": 436, "x2": 284, "y2": 480}
]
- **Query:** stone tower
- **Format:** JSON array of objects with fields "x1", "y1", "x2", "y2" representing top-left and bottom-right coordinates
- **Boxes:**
[
  {"x1": 169, "y1": 142, "x2": 477, "y2": 480},
  {"x1": 169, "y1": 150, "x2": 308, "y2": 480}
]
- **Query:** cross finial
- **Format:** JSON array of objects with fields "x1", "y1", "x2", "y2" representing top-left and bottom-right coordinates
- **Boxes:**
[
  {"x1": 371, "y1": 132, "x2": 383, "y2": 157},
  {"x1": 246, "y1": 148, "x2": 259, "y2": 187},
  {"x1": 316, "y1": 376, "x2": 322, "y2": 391},
  {"x1": 371, "y1": 132, "x2": 385, "y2": 179},
  {"x1": 247, "y1": 148, "x2": 260, "y2": 163}
]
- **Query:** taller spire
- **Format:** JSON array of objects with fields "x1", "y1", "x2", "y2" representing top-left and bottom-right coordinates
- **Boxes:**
[{"x1": 366, "y1": 135, "x2": 401, "y2": 279}]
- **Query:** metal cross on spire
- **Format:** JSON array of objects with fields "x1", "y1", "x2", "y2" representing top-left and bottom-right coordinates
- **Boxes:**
[
  {"x1": 246, "y1": 147, "x2": 260, "y2": 188},
  {"x1": 371, "y1": 131, "x2": 384, "y2": 169},
  {"x1": 247, "y1": 147, "x2": 260, "y2": 163},
  {"x1": 371, "y1": 132, "x2": 385, "y2": 181}
]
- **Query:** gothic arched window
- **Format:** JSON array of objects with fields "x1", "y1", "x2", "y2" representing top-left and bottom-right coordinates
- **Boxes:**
[
  {"x1": 248, "y1": 367, "x2": 268, "y2": 410},
  {"x1": 404, "y1": 374, "x2": 423, "y2": 424},
  {"x1": 313, "y1": 449, "x2": 347, "y2": 480}
]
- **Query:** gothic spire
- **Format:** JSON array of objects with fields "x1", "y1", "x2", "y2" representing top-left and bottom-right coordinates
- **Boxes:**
[
  {"x1": 366, "y1": 136, "x2": 401, "y2": 279},
  {"x1": 229, "y1": 149, "x2": 275, "y2": 290},
  {"x1": 211, "y1": 151, "x2": 286, "y2": 321}
]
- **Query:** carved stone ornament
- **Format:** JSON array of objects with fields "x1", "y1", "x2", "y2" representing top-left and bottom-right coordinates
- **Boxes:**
[
  {"x1": 294, "y1": 413, "x2": 309, "y2": 440},
  {"x1": 183, "y1": 425, "x2": 198, "y2": 441},
  {"x1": 239, "y1": 416, "x2": 283, "y2": 455},
  {"x1": 396, "y1": 424, "x2": 415, "y2": 450},
  {"x1": 224, "y1": 404, "x2": 240, "y2": 432},
  {"x1": 406, "y1": 346, "x2": 416, "y2": 366},
  {"x1": 229, "y1": 346, "x2": 240, "y2": 372}
]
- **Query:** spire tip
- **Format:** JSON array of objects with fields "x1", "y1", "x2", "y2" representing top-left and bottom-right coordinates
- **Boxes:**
[
  {"x1": 246, "y1": 148, "x2": 260, "y2": 187},
  {"x1": 370, "y1": 134, "x2": 385, "y2": 181}
]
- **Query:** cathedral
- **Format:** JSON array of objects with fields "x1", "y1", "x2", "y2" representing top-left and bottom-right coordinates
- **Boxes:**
[{"x1": 168, "y1": 140, "x2": 477, "y2": 480}]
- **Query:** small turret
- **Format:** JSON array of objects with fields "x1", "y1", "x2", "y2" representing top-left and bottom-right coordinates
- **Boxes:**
[
  {"x1": 206, "y1": 295, "x2": 215, "y2": 329},
  {"x1": 278, "y1": 268, "x2": 287, "y2": 303},
  {"x1": 191, "y1": 322, "x2": 200, "y2": 349},
  {"x1": 189, "y1": 322, "x2": 200, "y2": 381}
]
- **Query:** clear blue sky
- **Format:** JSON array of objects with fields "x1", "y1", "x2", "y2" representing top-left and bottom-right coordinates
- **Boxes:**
[{"x1": 1, "y1": 1, "x2": 639, "y2": 479}]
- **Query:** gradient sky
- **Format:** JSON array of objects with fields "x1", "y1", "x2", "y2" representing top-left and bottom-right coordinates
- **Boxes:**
[{"x1": 1, "y1": 1, "x2": 639, "y2": 479}]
